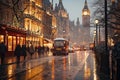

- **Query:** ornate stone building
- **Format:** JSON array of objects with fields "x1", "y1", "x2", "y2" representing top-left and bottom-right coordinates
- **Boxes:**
[
  {"x1": 0, "y1": 0, "x2": 27, "y2": 55},
  {"x1": 53, "y1": 0, "x2": 69, "y2": 40},
  {"x1": 0, "y1": 0, "x2": 53, "y2": 56},
  {"x1": 24, "y1": 0, "x2": 45, "y2": 47}
]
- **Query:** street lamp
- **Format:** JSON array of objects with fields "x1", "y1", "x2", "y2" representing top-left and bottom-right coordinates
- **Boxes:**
[
  {"x1": 95, "y1": 19, "x2": 99, "y2": 46},
  {"x1": 63, "y1": 30, "x2": 65, "y2": 38}
]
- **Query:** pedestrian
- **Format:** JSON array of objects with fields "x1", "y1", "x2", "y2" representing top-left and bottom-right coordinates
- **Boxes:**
[
  {"x1": 41, "y1": 46, "x2": 44, "y2": 55},
  {"x1": 35, "y1": 46, "x2": 38, "y2": 52},
  {"x1": 14, "y1": 44, "x2": 21, "y2": 64},
  {"x1": 38, "y1": 46, "x2": 42, "y2": 57},
  {"x1": 21, "y1": 44, "x2": 27, "y2": 60},
  {"x1": 28, "y1": 45, "x2": 34, "y2": 59},
  {"x1": 0, "y1": 42, "x2": 7, "y2": 65},
  {"x1": 112, "y1": 34, "x2": 120, "y2": 79},
  {"x1": 46, "y1": 46, "x2": 49, "y2": 53},
  {"x1": 112, "y1": 34, "x2": 120, "y2": 57}
]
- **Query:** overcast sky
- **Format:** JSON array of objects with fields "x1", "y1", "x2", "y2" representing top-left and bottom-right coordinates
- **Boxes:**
[{"x1": 51, "y1": 0, "x2": 94, "y2": 24}]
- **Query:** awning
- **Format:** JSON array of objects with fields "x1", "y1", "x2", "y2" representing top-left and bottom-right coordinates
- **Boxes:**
[{"x1": 44, "y1": 38, "x2": 53, "y2": 44}]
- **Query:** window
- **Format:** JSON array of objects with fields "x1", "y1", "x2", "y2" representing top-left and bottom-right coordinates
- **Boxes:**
[
  {"x1": 8, "y1": 36, "x2": 12, "y2": 51},
  {"x1": 13, "y1": 36, "x2": 16, "y2": 51},
  {"x1": 0, "y1": 35, "x2": 4, "y2": 43},
  {"x1": 17, "y1": 37, "x2": 20, "y2": 44},
  {"x1": 54, "y1": 40, "x2": 64, "y2": 46},
  {"x1": 20, "y1": 37, "x2": 23, "y2": 46}
]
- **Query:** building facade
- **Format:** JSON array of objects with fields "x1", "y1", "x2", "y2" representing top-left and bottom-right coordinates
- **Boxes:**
[
  {"x1": 24, "y1": 0, "x2": 45, "y2": 48},
  {"x1": 53, "y1": 0, "x2": 70, "y2": 40},
  {"x1": 0, "y1": 0, "x2": 53, "y2": 56},
  {"x1": 0, "y1": 0, "x2": 26, "y2": 56}
]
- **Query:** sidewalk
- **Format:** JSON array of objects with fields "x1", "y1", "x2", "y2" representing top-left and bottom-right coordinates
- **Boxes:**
[
  {"x1": 0, "y1": 52, "x2": 38, "y2": 65},
  {"x1": 0, "y1": 52, "x2": 52, "y2": 79}
]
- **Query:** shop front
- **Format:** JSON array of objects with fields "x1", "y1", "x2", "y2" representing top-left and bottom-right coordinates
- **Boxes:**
[
  {"x1": 26, "y1": 35, "x2": 43, "y2": 48},
  {"x1": 0, "y1": 24, "x2": 26, "y2": 56},
  {"x1": 43, "y1": 38, "x2": 53, "y2": 49}
]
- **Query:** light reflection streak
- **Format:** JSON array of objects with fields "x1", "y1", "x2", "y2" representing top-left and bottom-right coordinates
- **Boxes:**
[
  {"x1": 8, "y1": 65, "x2": 13, "y2": 75},
  {"x1": 8, "y1": 78, "x2": 12, "y2": 80},
  {"x1": 26, "y1": 64, "x2": 44, "y2": 79},
  {"x1": 93, "y1": 54, "x2": 97, "y2": 80},
  {"x1": 84, "y1": 51, "x2": 91, "y2": 79},
  {"x1": 51, "y1": 59, "x2": 55, "y2": 80},
  {"x1": 28, "y1": 63, "x2": 31, "y2": 73},
  {"x1": 63, "y1": 58, "x2": 67, "y2": 80},
  {"x1": 68, "y1": 54, "x2": 71, "y2": 70},
  {"x1": 63, "y1": 57, "x2": 66, "y2": 71}
]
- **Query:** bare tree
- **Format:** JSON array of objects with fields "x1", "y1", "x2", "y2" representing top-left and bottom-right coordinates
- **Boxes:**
[
  {"x1": 11, "y1": 0, "x2": 29, "y2": 27},
  {"x1": 92, "y1": 0, "x2": 120, "y2": 34}
]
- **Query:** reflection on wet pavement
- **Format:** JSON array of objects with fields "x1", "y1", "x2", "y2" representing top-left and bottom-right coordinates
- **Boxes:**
[{"x1": 2, "y1": 50, "x2": 98, "y2": 80}]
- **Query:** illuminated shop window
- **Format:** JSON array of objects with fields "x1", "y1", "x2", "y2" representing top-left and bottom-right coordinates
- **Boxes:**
[
  {"x1": 13, "y1": 36, "x2": 16, "y2": 51},
  {"x1": 22, "y1": 38, "x2": 25, "y2": 45},
  {"x1": 8, "y1": 36, "x2": 12, "y2": 51},
  {"x1": 30, "y1": 0, "x2": 34, "y2": 2},
  {"x1": 20, "y1": 37, "x2": 23, "y2": 46},
  {"x1": 17, "y1": 37, "x2": 20, "y2": 45},
  {"x1": 0, "y1": 35, "x2": 4, "y2": 43}
]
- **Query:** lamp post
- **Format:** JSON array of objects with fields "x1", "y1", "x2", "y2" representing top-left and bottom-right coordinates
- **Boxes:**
[
  {"x1": 99, "y1": 25, "x2": 101, "y2": 44},
  {"x1": 102, "y1": 0, "x2": 110, "y2": 77},
  {"x1": 93, "y1": 30, "x2": 96, "y2": 48},
  {"x1": 105, "y1": 0, "x2": 108, "y2": 54},
  {"x1": 95, "y1": 19, "x2": 99, "y2": 46}
]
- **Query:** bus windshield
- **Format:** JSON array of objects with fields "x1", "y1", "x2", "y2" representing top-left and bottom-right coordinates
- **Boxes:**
[{"x1": 54, "y1": 40, "x2": 64, "y2": 47}]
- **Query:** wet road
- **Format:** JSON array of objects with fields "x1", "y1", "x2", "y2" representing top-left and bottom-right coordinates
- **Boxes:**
[{"x1": 4, "y1": 50, "x2": 98, "y2": 80}]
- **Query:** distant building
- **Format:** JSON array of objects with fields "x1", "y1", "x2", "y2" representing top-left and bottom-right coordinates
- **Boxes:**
[
  {"x1": 69, "y1": 20, "x2": 75, "y2": 45},
  {"x1": 53, "y1": 0, "x2": 70, "y2": 40},
  {"x1": 68, "y1": 0, "x2": 91, "y2": 46}
]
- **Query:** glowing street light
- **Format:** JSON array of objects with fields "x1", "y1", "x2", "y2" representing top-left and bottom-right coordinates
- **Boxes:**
[{"x1": 95, "y1": 19, "x2": 99, "y2": 46}]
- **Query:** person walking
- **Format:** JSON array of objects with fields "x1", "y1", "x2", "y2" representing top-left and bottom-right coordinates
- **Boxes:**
[
  {"x1": 14, "y1": 44, "x2": 21, "y2": 64},
  {"x1": 41, "y1": 46, "x2": 44, "y2": 56},
  {"x1": 112, "y1": 34, "x2": 120, "y2": 80},
  {"x1": 28, "y1": 45, "x2": 34, "y2": 59},
  {"x1": 21, "y1": 45, "x2": 27, "y2": 60},
  {"x1": 38, "y1": 46, "x2": 42, "y2": 57},
  {"x1": 0, "y1": 42, "x2": 7, "y2": 65}
]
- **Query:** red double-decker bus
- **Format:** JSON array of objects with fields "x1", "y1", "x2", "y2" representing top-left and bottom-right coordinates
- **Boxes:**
[{"x1": 52, "y1": 38, "x2": 69, "y2": 56}]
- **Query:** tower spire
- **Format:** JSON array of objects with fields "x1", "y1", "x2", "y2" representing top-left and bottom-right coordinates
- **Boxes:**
[
  {"x1": 52, "y1": 0, "x2": 53, "y2": 5},
  {"x1": 58, "y1": 0, "x2": 64, "y2": 10},
  {"x1": 83, "y1": 0, "x2": 89, "y2": 9},
  {"x1": 59, "y1": 0, "x2": 62, "y2": 2}
]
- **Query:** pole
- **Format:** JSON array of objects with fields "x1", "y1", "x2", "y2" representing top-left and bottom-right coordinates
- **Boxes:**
[
  {"x1": 94, "y1": 34, "x2": 96, "y2": 49},
  {"x1": 96, "y1": 24, "x2": 98, "y2": 46},
  {"x1": 104, "y1": 0, "x2": 110, "y2": 78},
  {"x1": 99, "y1": 25, "x2": 100, "y2": 43},
  {"x1": 105, "y1": 0, "x2": 108, "y2": 54}
]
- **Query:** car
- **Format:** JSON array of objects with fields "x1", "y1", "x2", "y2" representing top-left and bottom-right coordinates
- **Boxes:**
[{"x1": 68, "y1": 47, "x2": 74, "y2": 53}]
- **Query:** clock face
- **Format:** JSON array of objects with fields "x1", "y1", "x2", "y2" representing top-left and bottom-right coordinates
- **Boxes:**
[{"x1": 83, "y1": 11, "x2": 88, "y2": 15}]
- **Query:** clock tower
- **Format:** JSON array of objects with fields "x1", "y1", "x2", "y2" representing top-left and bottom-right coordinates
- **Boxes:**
[
  {"x1": 81, "y1": 0, "x2": 91, "y2": 45},
  {"x1": 82, "y1": 0, "x2": 90, "y2": 27}
]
